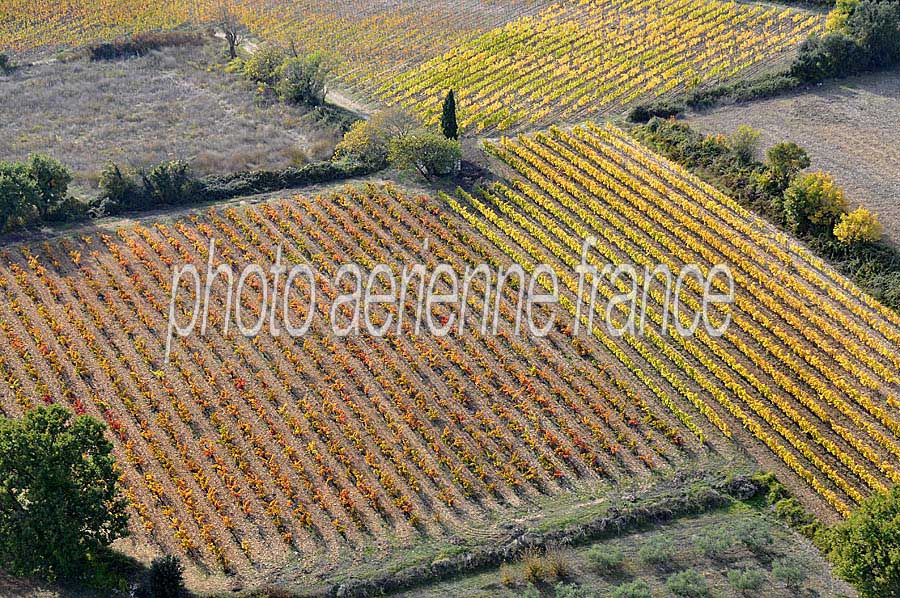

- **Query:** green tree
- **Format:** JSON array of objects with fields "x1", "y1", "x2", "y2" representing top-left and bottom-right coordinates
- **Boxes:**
[
  {"x1": 827, "y1": 485, "x2": 900, "y2": 597},
  {"x1": 243, "y1": 44, "x2": 286, "y2": 86},
  {"x1": 97, "y1": 162, "x2": 143, "y2": 214},
  {"x1": 141, "y1": 555, "x2": 187, "y2": 598},
  {"x1": 758, "y1": 142, "x2": 810, "y2": 198},
  {"x1": 27, "y1": 154, "x2": 72, "y2": 218},
  {"x1": 782, "y1": 171, "x2": 848, "y2": 235},
  {"x1": 333, "y1": 121, "x2": 389, "y2": 167},
  {"x1": 0, "y1": 405, "x2": 129, "y2": 581},
  {"x1": 441, "y1": 89, "x2": 459, "y2": 140},
  {"x1": 847, "y1": 0, "x2": 900, "y2": 69},
  {"x1": 0, "y1": 52, "x2": 12, "y2": 74},
  {"x1": 276, "y1": 52, "x2": 329, "y2": 106},
  {"x1": 333, "y1": 108, "x2": 418, "y2": 167},
  {"x1": 727, "y1": 125, "x2": 760, "y2": 164},
  {"x1": 141, "y1": 160, "x2": 198, "y2": 206},
  {"x1": 388, "y1": 130, "x2": 461, "y2": 179},
  {"x1": 0, "y1": 162, "x2": 40, "y2": 231}
]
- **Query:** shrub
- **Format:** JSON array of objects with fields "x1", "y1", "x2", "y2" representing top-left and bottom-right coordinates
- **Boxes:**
[
  {"x1": 733, "y1": 518, "x2": 773, "y2": 555},
  {"x1": 682, "y1": 71, "x2": 801, "y2": 110},
  {"x1": 826, "y1": 484, "x2": 900, "y2": 598},
  {"x1": 773, "y1": 498, "x2": 822, "y2": 539},
  {"x1": 834, "y1": 207, "x2": 883, "y2": 246},
  {"x1": 276, "y1": 52, "x2": 329, "y2": 106},
  {"x1": 388, "y1": 130, "x2": 461, "y2": 179},
  {"x1": 521, "y1": 583, "x2": 542, "y2": 598},
  {"x1": 665, "y1": 569, "x2": 710, "y2": 598},
  {"x1": 627, "y1": 101, "x2": 683, "y2": 123},
  {"x1": 611, "y1": 580, "x2": 652, "y2": 598},
  {"x1": 543, "y1": 548, "x2": 573, "y2": 581},
  {"x1": 499, "y1": 563, "x2": 516, "y2": 587},
  {"x1": 782, "y1": 171, "x2": 848, "y2": 235},
  {"x1": 637, "y1": 536, "x2": 675, "y2": 569},
  {"x1": 694, "y1": 530, "x2": 734, "y2": 560},
  {"x1": 333, "y1": 120, "x2": 389, "y2": 167},
  {"x1": 243, "y1": 45, "x2": 287, "y2": 86},
  {"x1": 199, "y1": 160, "x2": 374, "y2": 203},
  {"x1": 728, "y1": 125, "x2": 761, "y2": 164},
  {"x1": 554, "y1": 582, "x2": 589, "y2": 598},
  {"x1": 519, "y1": 547, "x2": 571, "y2": 584},
  {"x1": 521, "y1": 550, "x2": 545, "y2": 584},
  {"x1": 751, "y1": 471, "x2": 791, "y2": 504},
  {"x1": 771, "y1": 557, "x2": 808, "y2": 590},
  {"x1": 585, "y1": 544, "x2": 624, "y2": 574},
  {"x1": 141, "y1": 555, "x2": 187, "y2": 598},
  {"x1": 727, "y1": 568, "x2": 765, "y2": 593},
  {"x1": 45, "y1": 195, "x2": 91, "y2": 223},
  {"x1": 827, "y1": 0, "x2": 859, "y2": 32},
  {"x1": 0, "y1": 52, "x2": 12, "y2": 74},
  {"x1": 141, "y1": 160, "x2": 199, "y2": 206},
  {"x1": 0, "y1": 406, "x2": 129, "y2": 581}
]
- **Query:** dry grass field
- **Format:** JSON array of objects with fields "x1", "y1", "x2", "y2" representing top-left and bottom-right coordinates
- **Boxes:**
[{"x1": 0, "y1": 42, "x2": 346, "y2": 195}]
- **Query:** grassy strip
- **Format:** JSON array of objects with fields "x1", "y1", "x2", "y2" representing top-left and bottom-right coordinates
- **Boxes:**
[{"x1": 280, "y1": 474, "x2": 769, "y2": 598}]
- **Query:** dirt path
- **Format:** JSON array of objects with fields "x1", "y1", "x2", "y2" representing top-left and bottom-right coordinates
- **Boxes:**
[
  {"x1": 214, "y1": 30, "x2": 377, "y2": 120},
  {"x1": 326, "y1": 87, "x2": 376, "y2": 119}
]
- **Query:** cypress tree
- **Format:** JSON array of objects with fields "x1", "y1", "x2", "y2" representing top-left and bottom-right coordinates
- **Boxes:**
[{"x1": 441, "y1": 89, "x2": 458, "y2": 140}]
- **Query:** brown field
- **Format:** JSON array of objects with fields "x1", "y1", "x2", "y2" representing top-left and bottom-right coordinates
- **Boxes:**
[{"x1": 687, "y1": 67, "x2": 900, "y2": 243}]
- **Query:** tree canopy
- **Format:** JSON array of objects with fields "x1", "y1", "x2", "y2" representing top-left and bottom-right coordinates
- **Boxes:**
[
  {"x1": 828, "y1": 484, "x2": 900, "y2": 597},
  {"x1": 0, "y1": 405, "x2": 129, "y2": 581}
]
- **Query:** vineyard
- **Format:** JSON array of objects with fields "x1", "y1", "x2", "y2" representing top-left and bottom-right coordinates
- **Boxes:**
[
  {"x1": 0, "y1": 183, "x2": 698, "y2": 579},
  {"x1": 447, "y1": 123, "x2": 900, "y2": 519},
  {"x1": 2, "y1": 0, "x2": 821, "y2": 132},
  {"x1": 3, "y1": 0, "x2": 895, "y2": 591},
  {"x1": 3, "y1": 130, "x2": 899, "y2": 577},
  {"x1": 383, "y1": 0, "x2": 822, "y2": 132}
]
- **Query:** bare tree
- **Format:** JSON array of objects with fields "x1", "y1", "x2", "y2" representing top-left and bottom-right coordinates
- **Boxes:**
[
  {"x1": 220, "y1": 2, "x2": 245, "y2": 60},
  {"x1": 371, "y1": 108, "x2": 418, "y2": 140}
]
